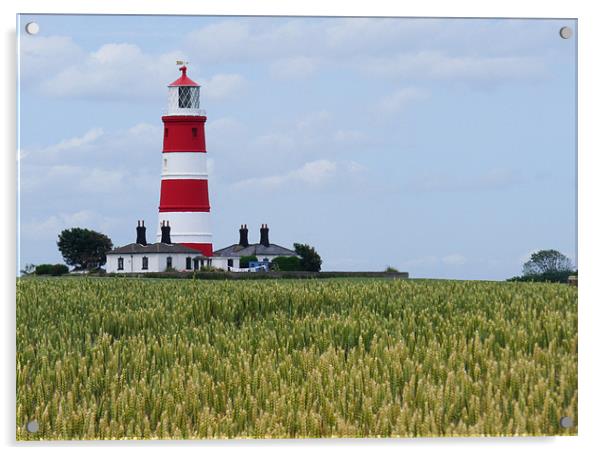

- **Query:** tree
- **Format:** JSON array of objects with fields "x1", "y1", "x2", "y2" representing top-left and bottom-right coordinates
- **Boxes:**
[
  {"x1": 57, "y1": 228, "x2": 113, "y2": 270},
  {"x1": 522, "y1": 249, "x2": 573, "y2": 276},
  {"x1": 293, "y1": 243, "x2": 322, "y2": 272}
]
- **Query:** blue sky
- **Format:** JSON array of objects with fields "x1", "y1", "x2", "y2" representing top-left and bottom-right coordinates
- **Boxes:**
[{"x1": 17, "y1": 15, "x2": 576, "y2": 279}]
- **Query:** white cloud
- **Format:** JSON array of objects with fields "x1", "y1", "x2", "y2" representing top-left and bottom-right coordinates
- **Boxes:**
[
  {"x1": 182, "y1": 18, "x2": 550, "y2": 85},
  {"x1": 20, "y1": 128, "x2": 104, "y2": 163},
  {"x1": 377, "y1": 87, "x2": 427, "y2": 113},
  {"x1": 40, "y1": 43, "x2": 173, "y2": 99},
  {"x1": 365, "y1": 51, "x2": 546, "y2": 82},
  {"x1": 26, "y1": 19, "x2": 552, "y2": 106},
  {"x1": 231, "y1": 159, "x2": 363, "y2": 190},
  {"x1": 45, "y1": 128, "x2": 104, "y2": 156},
  {"x1": 36, "y1": 41, "x2": 245, "y2": 102},
  {"x1": 185, "y1": 19, "x2": 315, "y2": 64},
  {"x1": 21, "y1": 210, "x2": 98, "y2": 239},
  {"x1": 296, "y1": 110, "x2": 332, "y2": 132},
  {"x1": 20, "y1": 35, "x2": 84, "y2": 83},
  {"x1": 201, "y1": 74, "x2": 246, "y2": 100},
  {"x1": 270, "y1": 56, "x2": 318, "y2": 79},
  {"x1": 19, "y1": 123, "x2": 163, "y2": 199}
]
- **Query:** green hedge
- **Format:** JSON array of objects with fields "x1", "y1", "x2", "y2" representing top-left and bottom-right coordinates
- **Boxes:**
[
  {"x1": 239, "y1": 255, "x2": 258, "y2": 268},
  {"x1": 271, "y1": 256, "x2": 302, "y2": 271},
  {"x1": 507, "y1": 270, "x2": 577, "y2": 283},
  {"x1": 35, "y1": 264, "x2": 69, "y2": 276}
]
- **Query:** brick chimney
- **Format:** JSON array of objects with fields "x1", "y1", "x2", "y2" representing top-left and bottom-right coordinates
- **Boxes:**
[
  {"x1": 259, "y1": 224, "x2": 270, "y2": 247},
  {"x1": 136, "y1": 220, "x2": 147, "y2": 245},
  {"x1": 160, "y1": 220, "x2": 172, "y2": 244},
  {"x1": 239, "y1": 224, "x2": 249, "y2": 247}
]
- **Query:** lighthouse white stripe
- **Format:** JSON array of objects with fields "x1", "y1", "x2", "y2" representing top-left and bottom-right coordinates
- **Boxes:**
[
  {"x1": 161, "y1": 172, "x2": 208, "y2": 180},
  {"x1": 157, "y1": 211, "x2": 212, "y2": 244},
  {"x1": 161, "y1": 152, "x2": 207, "y2": 180}
]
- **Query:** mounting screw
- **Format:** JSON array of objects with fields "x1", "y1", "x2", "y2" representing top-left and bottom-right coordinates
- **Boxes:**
[
  {"x1": 26, "y1": 420, "x2": 39, "y2": 433},
  {"x1": 25, "y1": 22, "x2": 39, "y2": 35},
  {"x1": 559, "y1": 26, "x2": 573, "y2": 39},
  {"x1": 559, "y1": 416, "x2": 574, "y2": 428}
]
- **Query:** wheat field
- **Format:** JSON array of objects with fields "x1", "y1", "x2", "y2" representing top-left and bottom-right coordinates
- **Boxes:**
[{"x1": 16, "y1": 277, "x2": 577, "y2": 440}]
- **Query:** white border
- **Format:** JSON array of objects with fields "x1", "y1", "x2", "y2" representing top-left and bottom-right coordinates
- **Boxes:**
[{"x1": 3, "y1": 1, "x2": 600, "y2": 454}]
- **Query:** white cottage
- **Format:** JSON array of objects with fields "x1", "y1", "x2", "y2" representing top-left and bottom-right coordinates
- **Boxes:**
[
  {"x1": 105, "y1": 222, "x2": 297, "y2": 274},
  {"x1": 106, "y1": 221, "x2": 240, "y2": 273},
  {"x1": 213, "y1": 224, "x2": 298, "y2": 263}
]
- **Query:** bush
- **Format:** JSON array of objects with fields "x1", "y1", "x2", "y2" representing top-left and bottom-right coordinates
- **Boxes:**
[
  {"x1": 239, "y1": 255, "x2": 258, "y2": 268},
  {"x1": 385, "y1": 266, "x2": 399, "y2": 273},
  {"x1": 507, "y1": 270, "x2": 577, "y2": 284},
  {"x1": 272, "y1": 256, "x2": 302, "y2": 271},
  {"x1": 35, "y1": 264, "x2": 69, "y2": 276}
]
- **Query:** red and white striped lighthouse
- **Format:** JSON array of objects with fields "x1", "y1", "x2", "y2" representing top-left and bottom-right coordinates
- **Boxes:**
[{"x1": 157, "y1": 65, "x2": 213, "y2": 256}]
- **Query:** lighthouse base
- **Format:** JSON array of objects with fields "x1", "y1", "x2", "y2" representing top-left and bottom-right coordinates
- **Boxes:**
[{"x1": 180, "y1": 242, "x2": 213, "y2": 257}]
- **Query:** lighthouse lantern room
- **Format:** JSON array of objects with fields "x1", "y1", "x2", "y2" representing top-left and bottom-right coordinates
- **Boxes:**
[
  {"x1": 157, "y1": 65, "x2": 213, "y2": 256},
  {"x1": 166, "y1": 66, "x2": 203, "y2": 116}
]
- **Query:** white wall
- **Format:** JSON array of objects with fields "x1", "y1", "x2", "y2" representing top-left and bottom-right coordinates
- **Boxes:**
[
  {"x1": 212, "y1": 257, "x2": 240, "y2": 271},
  {"x1": 107, "y1": 252, "x2": 239, "y2": 273}
]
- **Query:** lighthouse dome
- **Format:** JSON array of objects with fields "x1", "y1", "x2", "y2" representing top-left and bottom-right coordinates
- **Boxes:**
[
  {"x1": 166, "y1": 66, "x2": 204, "y2": 116},
  {"x1": 168, "y1": 65, "x2": 200, "y2": 87}
]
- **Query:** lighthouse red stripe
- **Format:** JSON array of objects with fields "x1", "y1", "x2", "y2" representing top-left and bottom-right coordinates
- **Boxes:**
[
  {"x1": 159, "y1": 179, "x2": 210, "y2": 212},
  {"x1": 162, "y1": 116, "x2": 207, "y2": 152},
  {"x1": 181, "y1": 243, "x2": 213, "y2": 257}
]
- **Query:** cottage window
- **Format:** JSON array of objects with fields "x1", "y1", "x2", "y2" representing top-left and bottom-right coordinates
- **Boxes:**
[
  {"x1": 166, "y1": 256, "x2": 172, "y2": 269},
  {"x1": 117, "y1": 257, "x2": 124, "y2": 270},
  {"x1": 142, "y1": 256, "x2": 149, "y2": 270},
  {"x1": 186, "y1": 257, "x2": 192, "y2": 269},
  {"x1": 227, "y1": 259, "x2": 233, "y2": 267}
]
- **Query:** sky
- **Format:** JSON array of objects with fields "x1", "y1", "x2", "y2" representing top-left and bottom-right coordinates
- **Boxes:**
[{"x1": 17, "y1": 15, "x2": 577, "y2": 279}]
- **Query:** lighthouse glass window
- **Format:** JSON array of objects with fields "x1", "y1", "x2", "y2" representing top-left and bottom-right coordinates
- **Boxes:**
[
  {"x1": 178, "y1": 86, "x2": 199, "y2": 109},
  {"x1": 16, "y1": 15, "x2": 577, "y2": 440}
]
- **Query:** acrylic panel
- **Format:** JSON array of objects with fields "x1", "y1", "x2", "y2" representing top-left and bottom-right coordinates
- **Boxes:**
[{"x1": 16, "y1": 14, "x2": 577, "y2": 440}]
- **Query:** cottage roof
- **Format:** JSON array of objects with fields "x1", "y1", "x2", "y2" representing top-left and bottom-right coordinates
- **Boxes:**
[
  {"x1": 213, "y1": 243, "x2": 298, "y2": 258},
  {"x1": 107, "y1": 243, "x2": 205, "y2": 256}
]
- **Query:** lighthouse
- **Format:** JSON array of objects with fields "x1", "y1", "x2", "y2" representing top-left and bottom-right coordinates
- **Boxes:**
[
  {"x1": 156, "y1": 65, "x2": 213, "y2": 256},
  {"x1": 105, "y1": 65, "x2": 301, "y2": 274}
]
